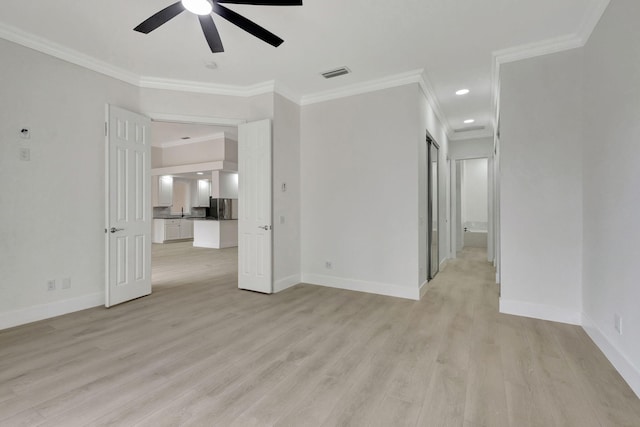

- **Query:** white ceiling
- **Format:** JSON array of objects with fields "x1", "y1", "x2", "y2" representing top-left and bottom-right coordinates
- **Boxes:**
[{"x1": 0, "y1": 0, "x2": 609, "y2": 139}]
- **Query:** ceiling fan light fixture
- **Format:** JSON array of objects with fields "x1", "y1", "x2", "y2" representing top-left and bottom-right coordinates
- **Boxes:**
[{"x1": 182, "y1": 0, "x2": 212, "y2": 15}]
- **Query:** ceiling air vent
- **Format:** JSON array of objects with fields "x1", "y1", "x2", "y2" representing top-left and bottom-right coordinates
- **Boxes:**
[
  {"x1": 322, "y1": 67, "x2": 351, "y2": 79},
  {"x1": 454, "y1": 125, "x2": 485, "y2": 133}
]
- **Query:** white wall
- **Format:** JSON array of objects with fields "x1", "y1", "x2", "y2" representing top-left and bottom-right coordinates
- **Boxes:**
[
  {"x1": 499, "y1": 49, "x2": 584, "y2": 325},
  {"x1": 581, "y1": 0, "x2": 640, "y2": 397},
  {"x1": 0, "y1": 39, "x2": 294, "y2": 329},
  {"x1": 159, "y1": 138, "x2": 226, "y2": 167},
  {"x1": 461, "y1": 158, "x2": 488, "y2": 225},
  {"x1": 449, "y1": 137, "x2": 493, "y2": 159},
  {"x1": 0, "y1": 39, "x2": 140, "y2": 328},
  {"x1": 418, "y1": 90, "x2": 450, "y2": 285},
  {"x1": 301, "y1": 84, "x2": 448, "y2": 299},
  {"x1": 272, "y1": 94, "x2": 302, "y2": 292}
]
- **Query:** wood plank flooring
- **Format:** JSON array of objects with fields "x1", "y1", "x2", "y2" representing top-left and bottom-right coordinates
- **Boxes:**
[{"x1": 1, "y1": 242, "x2": 639, "y2": 426}]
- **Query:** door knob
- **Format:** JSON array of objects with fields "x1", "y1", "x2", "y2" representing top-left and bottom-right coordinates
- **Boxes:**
[
  {"x1": 110, "y1": 227, "x2": 125, "y2": 233},
  {"x1": 257, "y1": 225, "x2": 272, "y2": 230}
]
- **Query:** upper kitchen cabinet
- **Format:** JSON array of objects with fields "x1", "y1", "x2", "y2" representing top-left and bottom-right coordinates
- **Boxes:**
[
  {"x1": 152, "y1": 175, "x2": 173, "y2": 207},
  {"x1": 192, "y1": 179, "x2": 211, "y2": 207}
]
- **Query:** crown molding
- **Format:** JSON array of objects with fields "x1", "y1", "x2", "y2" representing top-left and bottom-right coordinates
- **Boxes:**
[
  {"x1": 415, "y1": 71, "x2": 454, "y2": 140},
  {"x1": 299, "y1": 69, "x2": 424, "y2": 106},
  {"x1": 138, "y1": 76, "x2": 276, "y2": 98},
  {"x1": 490, "y1": 0, "x2": 610, "y2": 136},
  {"x1": 0, "y1": 22, "x2": 140, "y2": 86},
  {"x1": 577, "y1": 0, "x2": 610, "y2": 45}
]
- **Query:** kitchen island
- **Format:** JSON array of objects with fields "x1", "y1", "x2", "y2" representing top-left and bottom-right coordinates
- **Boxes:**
[{"x1": 192, "y1": 219, "x2": 238, "y2": 249}]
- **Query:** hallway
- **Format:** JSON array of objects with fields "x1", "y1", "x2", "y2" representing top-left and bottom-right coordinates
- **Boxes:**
[{"x1": 0, "y1": 247, "x2": 638, "y2": 425}]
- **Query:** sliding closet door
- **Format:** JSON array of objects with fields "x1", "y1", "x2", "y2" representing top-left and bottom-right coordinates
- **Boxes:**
[{"x1": 427, "y1": 137, "x2": 439, "y2": 280}]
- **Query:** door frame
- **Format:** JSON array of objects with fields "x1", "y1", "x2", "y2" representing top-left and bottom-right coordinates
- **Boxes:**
[
  {"x1": 427, "y1": 134, "x2": 440, "y2": 281},
  {"x1": 449, "y1": 155, "x2": 494, "y2": 262},
  {"x1": 141, "y1": 112, "x2": 247, "y2": 281}
]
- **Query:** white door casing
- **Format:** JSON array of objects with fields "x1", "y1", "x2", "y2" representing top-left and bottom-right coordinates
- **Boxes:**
[
  {"x1": 105, "y1": 105, "x2": 152, "y2": 307},
  {"x1": 238, "y1": 119, "x2": 273, "y2": 294}
]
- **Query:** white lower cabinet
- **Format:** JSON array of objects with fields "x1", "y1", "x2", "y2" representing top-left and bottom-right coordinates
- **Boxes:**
[
  {"x1": 152, "y1": 219, "x2": 193, "y2": 243},
  {"x1": 180, "y1": 219, "x2": 193, "y2": 239}
]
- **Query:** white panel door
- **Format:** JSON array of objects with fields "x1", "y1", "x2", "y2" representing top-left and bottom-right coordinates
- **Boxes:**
[
  {"x1": 105, "y1": 105, "x2": 152, "y2": 307},
  {"x1": 238, "y1": 119, "x2": 273, "y2": 293}
]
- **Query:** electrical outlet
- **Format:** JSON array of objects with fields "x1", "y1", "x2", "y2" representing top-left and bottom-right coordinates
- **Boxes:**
[
  {"x1": 325, "y1": 261, "x2": 333, "y2": 269},
  {"x1": 62, "y1": 278, "x2": 71, "y2": 289},
  {"x1": 614, "y1": 314, "x2": 623, "y2": 335},
  {"x1": 47, "y1": 279, "x2": 56, "y2": 291}
]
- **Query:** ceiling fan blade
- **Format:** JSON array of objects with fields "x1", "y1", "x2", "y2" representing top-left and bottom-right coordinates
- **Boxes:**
[
  {"x1": 217, "y1": 0, "x2": 302, "y2": 5},
  {"x1": 198, "y1": 15, "x2": 225, "y2": 53},
  {"x1": 213, "y1": 3, "x2": 284, "y2": 47},
  {"x1": 134, "y1": 2, "x2": 185, "y2": 34}
]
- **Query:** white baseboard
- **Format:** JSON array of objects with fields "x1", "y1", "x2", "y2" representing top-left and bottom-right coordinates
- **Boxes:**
[
  {"x1": 582, "y1": 314, "x2": 640, "y2": 399},
  {"x1": 302, "y1": 273, "x2": 419, "y2": 300},
  {"x1": 274, "y1": 274, "x2": 301, "y2": 293},
  {"x1": 499, "y1": 298, "x2": 582, "y2": 325},
  {"x1": 0, "y1": 292, "x2": 104, "y2": 331},
  {"x1": 419, "y1": 280, "x2": 429, "y2": 299}
]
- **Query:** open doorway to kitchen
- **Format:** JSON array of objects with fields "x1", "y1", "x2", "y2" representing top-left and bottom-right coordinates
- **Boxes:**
[{"x1": 149, "y1": 120, "x2": 240, "y2": 292}]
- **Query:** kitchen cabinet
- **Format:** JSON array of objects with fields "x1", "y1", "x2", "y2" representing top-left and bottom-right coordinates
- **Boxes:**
[
  {"x1": 152, "y1": 218, "x2": 193, "y2": 243},
  {"x1": 192, "y1": 179, "x2": 211, "y2": 207},
  {"x1": 165, "y1": 219, "x2": 181, "y2": 240},
  {"x1": 180, "y1": 219, "x2": 193, "y2": 239},
  {"x1": 193, "y1": 220, "x2": 238, "y2": 249},
  {"x1": 152, "y1": 175, "x2": 173, "y2": 207}
]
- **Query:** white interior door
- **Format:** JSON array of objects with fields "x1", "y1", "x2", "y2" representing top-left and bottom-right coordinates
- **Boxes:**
[
  {"x1": 105, "y1": 105, "x2": 152, "y2": 307},
  {"x1": 238, "y1": 119, "x2": 273, "y2": 293}
]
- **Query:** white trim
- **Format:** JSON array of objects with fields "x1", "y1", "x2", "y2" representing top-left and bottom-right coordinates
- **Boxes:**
[
  {"x1": 300, "y1": 69, "x2": 425, "y2": 106},
  {"x1": 148, "y1": 113, "x2": 246, "y2": 127},
  {"x1": 274, "y1": 275, "x2": 301, "y2": 293},
  {"x1": 300, "y1": 69, "x2": 454, "y2": 140},
  {"x1": 415, "y1": 72, "x2": 454, "y2": 140},
  {"x1": 302, "y1": 273, "x2": 419, "y2": 301},
  {"x1": 582, "y1": 314, "x2": 640, "y2": 399},
  {"x1": 139, "y1": 77, "x2": 277, "y2": 97},
  {"x1": 419, "y1": 280, "x2": 430, "y2": 299},
  {"x1": 499, "y1": 298, "x2": 582, "y2": 325},
  {"x1": 155, "y1": 132, "x2": 227, "y2": 148},
  {"x1": 151, "y1": 161, "x2": 237, "y2": 176},
  {"x1": 490, "y1": 0, "x2": 610, "y2": 137},
  {"x1": 576, "y1": 0, "x2": 611, "y2": 45},
  {"x1": 0, "y1": 292, "x2": 104, "y2": 331},
  {"x1": 0, "y1": 23, "x2": 140, "y2": 87}
]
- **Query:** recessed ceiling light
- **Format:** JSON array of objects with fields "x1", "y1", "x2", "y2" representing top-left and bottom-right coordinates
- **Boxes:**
[
  {"x1": 197, "y1": 172, "x2": 204, "y2": 175},
  {"x1": 182, "y1": 0, "x2": 212, "y2": 15},
  {"x1": 456, "y1": 89, "x2": 470, "y2": 96},
  {"x1": 464, "y1": 119, "x2": 475, "y2": 124}
]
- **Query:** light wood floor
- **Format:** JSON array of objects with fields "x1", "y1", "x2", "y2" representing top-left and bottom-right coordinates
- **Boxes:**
[{"x1": 1, "y1": 243, "x2": 639, "y2": 426}]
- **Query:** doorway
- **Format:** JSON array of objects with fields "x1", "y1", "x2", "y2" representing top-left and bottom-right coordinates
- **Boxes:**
[{"x1": 148, "y1": 120, "x2": 240, "y2": 291}]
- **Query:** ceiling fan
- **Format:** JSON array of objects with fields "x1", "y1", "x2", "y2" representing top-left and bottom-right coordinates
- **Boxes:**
[{"x1": 134, "y1": 0, "x2": 302, "y2": 53}]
